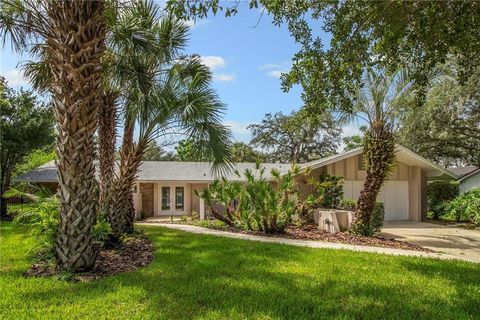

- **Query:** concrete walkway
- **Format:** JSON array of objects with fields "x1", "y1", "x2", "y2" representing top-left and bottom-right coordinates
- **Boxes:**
[
  {"x1": 137, "y1": 222, "x2": 476, "y2": 263},
  {"x1": 381, "y1": 221, "x2": 480, "y2": 263}
]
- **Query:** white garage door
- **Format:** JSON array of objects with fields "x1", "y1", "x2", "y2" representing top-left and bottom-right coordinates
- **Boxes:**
[{"x1": 343, "y1": 181, "x2": 409, "y2": 221}]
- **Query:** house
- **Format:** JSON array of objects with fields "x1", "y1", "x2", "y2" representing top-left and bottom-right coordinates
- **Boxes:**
[
  {"x1": 449, "y1": 166, "x2": 480, "y2": 193},
  {"x1": 16, "y1": 145, "x2": 457, "y2": 222}
]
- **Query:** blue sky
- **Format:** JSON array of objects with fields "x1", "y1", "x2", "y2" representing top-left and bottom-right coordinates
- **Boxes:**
[{"x1": 0, "y1": 4, "x2": 360, "y2": 147}]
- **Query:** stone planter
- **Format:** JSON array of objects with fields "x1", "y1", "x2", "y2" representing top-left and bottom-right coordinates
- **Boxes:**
[{"x1": 315, "y1": 209, "x2": 355, "y2": 233}]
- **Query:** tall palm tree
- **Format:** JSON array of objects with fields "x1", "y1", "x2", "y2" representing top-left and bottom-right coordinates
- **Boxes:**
[
  {"x1": 110, "y1": 53, "x2": 233, "y2": 236},
  {"x1": 0, "y1": 0, "x2": 106, "y2": 271},
  {"x1": 349, "y1": 69, "x2": 412, "y2": 236}
]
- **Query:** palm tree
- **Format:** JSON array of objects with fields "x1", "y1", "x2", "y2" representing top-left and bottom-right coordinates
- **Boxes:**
[
  {"x1": 110, "y1": 54, "x2": 233, "y2": 236},
  {"x1": 349, "y1": 69, "x2": 412, "y2": 236},
  {"x1": 1, "y1": 0, "x2": 106, "y2": 271}
]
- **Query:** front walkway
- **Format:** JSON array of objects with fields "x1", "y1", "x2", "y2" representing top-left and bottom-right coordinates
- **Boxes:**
[
  {"x1": 381, "y1": 221, "x2": 480, "y2": 263},
  {"x1": 136, "y1": 222, "x2": 475, "y2": 263}
]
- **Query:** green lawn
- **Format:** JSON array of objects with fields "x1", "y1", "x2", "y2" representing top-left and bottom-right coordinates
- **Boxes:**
[{"x1": 1, "y1": 222, "x2": 479, "y2": 320}]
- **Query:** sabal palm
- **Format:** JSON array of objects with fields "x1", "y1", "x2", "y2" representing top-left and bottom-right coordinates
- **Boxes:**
[
  {"x1": 107, "y1": 12, "x2": 232, "y2": 235},
  {"x1": 350, "y1": 69, "x2": 412, "y2": 236},
  {"x1": 0, "y1": 0, "x2": 106, "y2": 271}
]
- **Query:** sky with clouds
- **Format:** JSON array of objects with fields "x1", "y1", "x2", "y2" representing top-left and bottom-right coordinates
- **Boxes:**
[{"x1": 0, "y1": 3, "x2": 361, "y2": 149}]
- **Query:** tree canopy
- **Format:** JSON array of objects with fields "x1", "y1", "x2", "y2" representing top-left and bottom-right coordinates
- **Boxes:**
[
  {"x1": 0, "y1": 77, "x2": 54, "y2": 216},
  {"x1": 248, "y1": 109, "x2": 340, "y2": 163}
]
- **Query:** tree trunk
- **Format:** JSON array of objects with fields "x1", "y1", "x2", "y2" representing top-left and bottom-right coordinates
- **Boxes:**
[
  {"x1": 48, "y1": 0, "x2": 106, "y2": 272},
  {"x1": 351, "y1": 120, "x2": 396, "y2": 236},
  {"x1": 108, "y1": 120, "x2": 145, "y2": 238},
  {"x1": 98, "y1": 90, "x2": 118, "y2": 214}
]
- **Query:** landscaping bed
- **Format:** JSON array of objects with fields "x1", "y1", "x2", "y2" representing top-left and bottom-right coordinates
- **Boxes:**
[
  {"x1": 148, "y1": 219, "x2": 433, "y2": 252},
  {"x1": 25, "y1": 235, "x2": 154, "y2": 281}
]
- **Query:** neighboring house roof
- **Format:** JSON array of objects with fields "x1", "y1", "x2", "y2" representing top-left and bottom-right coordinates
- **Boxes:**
[
  {"x1": 16, "y1": 144, "x2": 457, "y2": 183},
  {"x1": 448, "y1": 165, "x2": 479, "y2": 179},
  {"x1": 15, "y1": 160, "x2": 292, "y2": 183},
  {"x1": 458, "y1": 167, "x2": 480, "y2": 182},
  {"x1": 301, "y1": 145, "x2": 458, "y2": 179}
]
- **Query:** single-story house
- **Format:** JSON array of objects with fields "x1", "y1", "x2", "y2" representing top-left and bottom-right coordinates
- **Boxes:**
[
  {"x1": 449, "y1": 166, "x2": 480, "y2": 193},
  {"x1": 16, "y1": 145, "x2": 457, "y2": 222}
]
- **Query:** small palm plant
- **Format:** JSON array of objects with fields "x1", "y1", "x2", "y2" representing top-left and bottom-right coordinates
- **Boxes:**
[{"x1": 198, "y1": 164, "x2": 301, "y2": 233}]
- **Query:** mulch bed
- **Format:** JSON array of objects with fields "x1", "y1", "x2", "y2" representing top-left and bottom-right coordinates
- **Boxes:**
[
  {"x1": 268, "y1": 225, "x2": 434, "y2": 252},
  {"x1": 25, "y1": 236, "x2": 154, "y2": 281}
]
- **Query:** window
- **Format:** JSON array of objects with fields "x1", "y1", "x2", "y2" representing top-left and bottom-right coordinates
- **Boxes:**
[
  {"x1": 161, "y1": 187, "x2": 170, "y2": 210},
  {"x1": 175, "y1": 187, "x2": 184, "y2": 211},
  {"x1": 358, "y1": 154, "x2": 365, "y2": 171}
]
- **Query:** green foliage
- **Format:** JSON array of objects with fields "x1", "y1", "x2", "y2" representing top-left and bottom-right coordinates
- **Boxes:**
[
  {"x1": 167, "y1": 1, "x2": 480, "y2": 112},
  {"x1": 427, "y1": 181, "x2": 459, "y2": 220},
  {"x1": 342, "y1": 126, "x2": 367, "y2": 152},
  {"x1": 197, "y1": 164, "x2": 302, "y2": 233},
  {"x1": 0, "y1": 77, "x2": 55, "y2": 217},
  {"x1": 5, "y1": 185, "x2": 112, "y2": 256},
  {"x1": 14, "y1": 147, "x2": 56, "y2": 177},
  {"x1": 398, "y1": 60, "x2": 480, "y2": 166},
  {"x1": 142, "y1": 141, "x2": 177, "y2": 161},
  {"x1": 295, "y1": 173, "x2": 344, "y2": 224},
  {"x1": 231, "y1": 142, "x2": 266, "y2": 163},
  {"x1": 339, "y1": 200, "x2": 385, "y2": 235},
  {"x1": 445, "y1": 189, "x2": 480, "y2": 227},
  {"x1": 248, "y1": 109, "x2": 340, "y2": 163}
]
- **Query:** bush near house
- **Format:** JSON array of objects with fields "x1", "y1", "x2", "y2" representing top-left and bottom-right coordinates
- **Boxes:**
[
  {"x1": 445, "y1": 188, "x2": 480, "y2": 227},
  {"x1": 339, "y1": 200, "x2": 385, "y2": 235},
  {"x1": 427, "y1": 181, "x2": 459, "y2": 220},
  {"x1": 197, "y1": 164, "x2": 301, "y2": 233}
]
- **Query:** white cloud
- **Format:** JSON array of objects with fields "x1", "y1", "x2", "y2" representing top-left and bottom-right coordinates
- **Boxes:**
[
  {"x1": 223, "y1": 120, "x2": 252, "y2": 135},
  {"x1": 214, "y1": 73, "x2": 236, "y2": 82},
  {"x1": 2, "y1": 69, "x2": 29, "y2": 86},
  {"x1": 183, "y1": 19, "x2": 210, "y2": 29},
  {"x1": 267, "y1": 70, "x2": 284, "y2": 78},
  {"x1": 259, "y1": 62, "x2": 289, "y2": 78},
  {"x1": 200, "y1": 56, "x2": 226, "y2": 71}
]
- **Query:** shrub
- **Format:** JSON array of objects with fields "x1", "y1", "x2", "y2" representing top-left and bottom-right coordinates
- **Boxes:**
[
  {"x1": 197, "y1": 164, "x2": 301, "y2": 233},
  {"x1": 427, "y1": 181, "x2": 459, "y2": 219},
  {"x1": 295, "y1": 173, "x2": 344, "y2": 224},
  {"x1": 4, "y1": 185, "x2": 112, "y2": 257},
  {"x1": 445, "y1": 189, "x2": 480, "y2": 227},
  {"x1": 339, "y1": 199, "x2": 385, "y2": 235}
]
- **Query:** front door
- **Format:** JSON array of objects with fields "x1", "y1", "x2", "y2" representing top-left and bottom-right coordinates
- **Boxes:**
[{"x1": 159, "y1": 185, "x2": 186, "y2": 215}]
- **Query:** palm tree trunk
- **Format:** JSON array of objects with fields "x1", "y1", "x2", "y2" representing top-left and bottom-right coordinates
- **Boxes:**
[
  {"x1": 48, "y1": 0, "x2": 106, "y2": 272},
  {"x1": 98, "y1": 90, "x2": 118, "y2": 214},
  {"x1": 351, "y1": 120, "x2": 395, "y2": 236}
]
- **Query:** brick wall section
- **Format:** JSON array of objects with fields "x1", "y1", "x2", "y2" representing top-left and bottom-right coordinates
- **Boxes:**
[{"x1": 140, "y1": 183, "x2": 154, "y2": 217}]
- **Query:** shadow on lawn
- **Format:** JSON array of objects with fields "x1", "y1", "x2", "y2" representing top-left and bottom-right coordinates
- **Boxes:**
[{"x1": 17, "y1": 227, "x2": 480, "y2": 319}]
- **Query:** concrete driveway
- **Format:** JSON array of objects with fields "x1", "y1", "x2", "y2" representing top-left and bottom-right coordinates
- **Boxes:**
[{"x1": 381, "y1": 221, "x2": 480, "y2": 263}]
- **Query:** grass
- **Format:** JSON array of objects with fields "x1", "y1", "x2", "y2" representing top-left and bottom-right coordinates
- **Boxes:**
[{"x1": 1, "y1": 222, "x2": 479, "y2": 320}]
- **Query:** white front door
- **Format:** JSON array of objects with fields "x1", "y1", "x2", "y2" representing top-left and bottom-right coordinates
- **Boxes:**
[{"x1": 159, "y1": 184, "x2": 186, "y2": 215}]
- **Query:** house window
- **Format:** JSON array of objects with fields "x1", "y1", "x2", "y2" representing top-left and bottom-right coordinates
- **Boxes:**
[
  {"x1": 358, "y1": 154, "x2": 365, "y2": 171},
  {"x1": 161, "y1": 187, "x2": 170, "y2": 210},
  {"x1": 175, "y1": 187, "x2": 184, "y2": 211}
]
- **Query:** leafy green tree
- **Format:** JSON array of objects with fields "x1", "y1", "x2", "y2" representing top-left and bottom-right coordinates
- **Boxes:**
[
  {"x1": 175, "y1": 139, "x2": 202, "y2": 161},
  {"x1": 142, "y1": 141, "x2": 177, "y2": 161},
  {"x1": 248, "y1": 109, "x2": 340, "y2": 163},
  {"x1": 167, "y1": 1, "x2": 480, "y2": 109},
  {"x1": 0, "y1": 78, "x2": 54, "y2": 219},
  {"x1": 14, "y1": 148, "x2": 56, "y2": 177},
  {"x1": 342, "y1": 126, "x2": 367, "y2": 152},
  {"x1": 398, "y1": 61, "x2": 480, "y2": 166},
  {"x1": 231, "y1": 142, "x2": 266, "y2": 163}
]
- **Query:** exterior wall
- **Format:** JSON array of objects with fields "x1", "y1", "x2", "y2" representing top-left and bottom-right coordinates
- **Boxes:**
[
  {"x1": 300, "y1": 154, "x2": 426, "y2": 221},
  {"x1": 140, "y1": 183, "x2": 155, "y2": 217},
  {"x1": 190, "y1": 183, "x2": 208, "y2": 214},
  {"x1": 460, "y1": 173, "x2": 480, "y2": 193}
]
